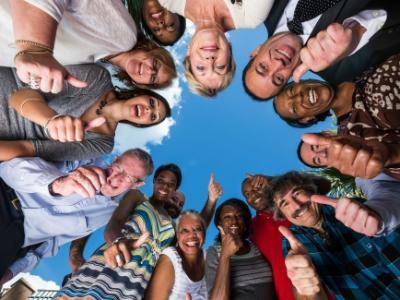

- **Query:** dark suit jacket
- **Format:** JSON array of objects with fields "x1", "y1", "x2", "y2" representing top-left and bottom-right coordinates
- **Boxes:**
[{"x1": 264, "y1": 0, "x2": 400, "y2": 85}]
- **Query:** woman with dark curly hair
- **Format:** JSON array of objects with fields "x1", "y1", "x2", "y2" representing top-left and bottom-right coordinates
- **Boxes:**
[{"x1": 274, "y1": 54, "x2": 400, "y2": 145}]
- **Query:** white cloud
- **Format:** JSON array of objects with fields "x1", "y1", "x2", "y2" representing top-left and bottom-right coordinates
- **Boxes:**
[
  {"x1": 2, "y1": 272, "x2": 59, "y2": 292},
  {"x1": 113, "y1": 21, "x2": 195, "y2": 154}
]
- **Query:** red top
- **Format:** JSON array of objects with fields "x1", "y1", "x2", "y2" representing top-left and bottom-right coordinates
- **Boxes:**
[{"x1": 250, "y1": 210, "x2": 295, "y2": 300}]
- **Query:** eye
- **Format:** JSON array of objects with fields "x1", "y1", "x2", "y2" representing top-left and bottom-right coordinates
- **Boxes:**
[
  {"x1": 167, "y1": 24, "x2": 175, "y2": 31},
  {"x1": 315, "y1": 157, "x2": 321, "y2": 165},
  {"x1": 151, "y1": 113, "x2": 157, "y2": 122},
  {"x1": 149, "y1": 98, "x2": 155, "y2": 108},
  {"x1": 196, "y1": 66, "x2": 205, "y2": 71},
  {"x1": 274, "y1": 74, "x2": 284, "y2": 86},
  {"x1": 153, "y1": 28, "x2": 161, "y2": 33},
  {"x1": 150, "y1": 74, "x2": 157, "y2": 84},
  {"x1": 290, "y1": 86, "x2": 295, "y2": 96},
  {"x1": 216, "y1": 65, "x2": 226, "y2": 70}
]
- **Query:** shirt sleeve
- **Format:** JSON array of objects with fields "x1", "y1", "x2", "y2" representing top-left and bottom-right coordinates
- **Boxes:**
[
  {"x1": 0, "y1": 157, "x2": 65, "y2": 195},
  {"x1": 205, "y1": 246, "x2": 219, "y2": 294},
  {"x1": 8, "y1": 241, "x2": 52, "y2": 276},
  {"x1": 343, "y1": 10, "x2": 387, "y2": 55},
  {"x1": 32, "y1": 134, "x2": 114, "y2": 161},
  {"x1": 358, "y1": 177, "x2": 400, "y2": 235},
  {"x1": 25, "y1": 0, "x2": 69, "y2": 23}
]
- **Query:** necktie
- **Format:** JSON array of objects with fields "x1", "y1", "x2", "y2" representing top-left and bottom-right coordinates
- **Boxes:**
[{"x1": 287, "y1": 0, "x2": 341, "y2": 35}]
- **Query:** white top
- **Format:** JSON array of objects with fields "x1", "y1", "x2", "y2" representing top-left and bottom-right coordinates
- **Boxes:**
[
  {"x1": 159, "y1": 0, "x2": 274, "y2": 29},
  {"x1": 0, "y1": 0, "x2": 137, "y2": 66},
  {"x1": 162, "y1": 247, "x2": 208, "y2": 300}
]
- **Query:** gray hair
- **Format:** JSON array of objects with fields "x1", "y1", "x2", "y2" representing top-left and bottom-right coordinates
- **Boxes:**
[
  {"x1": 268, "y1": 171, "x2": 317, "y2": 219},
  {"x1": 176, "y1": 210, "x2": 207, "y2": 239},
  {"x1": 121, "y1": 148, "x2": 154, "y2": 176}
]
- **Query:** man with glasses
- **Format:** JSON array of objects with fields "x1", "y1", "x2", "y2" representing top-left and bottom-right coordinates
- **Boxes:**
[{"x1": 0, "y1": 148, "x2": 153, "y2": 288}]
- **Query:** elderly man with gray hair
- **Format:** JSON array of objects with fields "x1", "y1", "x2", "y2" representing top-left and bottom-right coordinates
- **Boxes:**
[{"x1": 0, "y1": 148, "x2": 153, "y2": 288}]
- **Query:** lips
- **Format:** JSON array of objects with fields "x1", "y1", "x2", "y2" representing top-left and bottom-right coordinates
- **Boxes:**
[
  {"x1": 137, "y1": 62, "x2": 143, "y2": 76},
  {"x1": 185, "y1": 240, "x2": 200, "y2": 247},
  {"x1": 151, "y1": 11, "x2": 163, "y2": 19},
  {"x1": 229, "y1": 226, "x2": 239, "y2": 235},
  {"x1": 275, "y1": 45, "x2": 295, "y2": 66},
  {"x1": 201, "y1": 46, "x2": 218, "y2": 52},
  {"x1": 135, "y1": 105, "x2": 142, "y2": 118}
]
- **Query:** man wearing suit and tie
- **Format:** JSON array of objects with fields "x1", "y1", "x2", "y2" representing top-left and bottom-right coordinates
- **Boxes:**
[{"x1": 243, "y1": 0, "x2": 400, "y2": 100}]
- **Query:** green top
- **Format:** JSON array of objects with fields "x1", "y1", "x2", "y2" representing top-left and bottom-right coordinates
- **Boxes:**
[{"x1": 124, "y1": 0, "x2": 152, "y2": 39}]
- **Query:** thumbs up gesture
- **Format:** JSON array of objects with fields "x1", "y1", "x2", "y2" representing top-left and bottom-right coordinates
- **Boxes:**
[
  {"x1": 279, "y1": 226, "x2": 321, "y2": 296},
  {"x1": 46, "y1": 115, "x2": 106, "y2": 142},
  {"x1": 311, "y1": 195, "x2": 382, "y2": 236}
]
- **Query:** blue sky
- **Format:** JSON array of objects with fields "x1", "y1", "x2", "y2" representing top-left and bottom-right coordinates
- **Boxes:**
[{"x1": 25, "y1": 23, "x2": 333, "y2": 288}]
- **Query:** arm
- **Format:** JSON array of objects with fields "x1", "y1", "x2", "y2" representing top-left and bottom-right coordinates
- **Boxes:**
[
  {"x1": 104, "y1": 190, "x2": 146, "y2": 244},
  {"x1": 200, "y1": 174, "x2": 222, "y2": 228},
  {"x1": 145, "y1": 255, "x2": 174, "y2": 300},
  {"x1": 69, "y1": 235, "x2": 90, "y2": 273},
  {"x1": 208, "y1": 227, "x2": 241, "y2": 300},
  {"x1": 357, "y1": 176, "x2": 400, "y2": 235},
  {"x1": 10, "y1": 0, "x2": 86, "y2": 92}
]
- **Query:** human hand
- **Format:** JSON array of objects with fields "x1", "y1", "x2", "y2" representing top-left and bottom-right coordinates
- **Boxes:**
[
  {"x1": 208, "y1": 174, "x2": 223, "y2": 203},
  {"x1": 69, "y1": 253, "x2": 85, "y2": 273},
  {"x1": 46, "y1": 115, "x2": 106, "y2": 142},
  {"x1": 185, "y1": 293, "x2": 192, "y2": 300},
  {"x1": 218, "y1": 226, "x2": 242, "y2": 258},
  {"x1": 0, "y1": 269, "x2": 13, "y2": 290},
  {"x1": 50, "y1": 166, "x2": 106, "y2": 198},
  {"x1": 312, "y1": 195, "x2": 382, "y2": 236},
  {"x1": 246, "y1": 173, "x2": 269, "y2": 191},
  {"x1": 302, "y1": 133, "x2": 389, "y2": 179},
  {"x1": 293, "y1": 22, "x2": 364, "y2": 82},
  {"x1": 279, "y1": 226, "x2": 321, "y2": 296},
  {"x1": 104, "y1": 232, "x2": 149, "y2": 268},
  {"x1": 14, "y1": 52, "x2": 87, "y2": 93}
]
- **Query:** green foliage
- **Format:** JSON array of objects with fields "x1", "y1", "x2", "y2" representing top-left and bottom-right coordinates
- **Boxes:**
[{"x1": 305, "y1": 168, "x2": 365, "y2": 198}]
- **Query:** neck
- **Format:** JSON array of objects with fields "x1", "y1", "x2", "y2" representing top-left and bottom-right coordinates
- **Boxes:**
[
  {"x1": 235, "y1": 239, "x2": 250, "y2": 255},
  {"x1": 81, "y1": 90, "x2": 118, "y2": 135},
  {"x1": 108, "y1": 51, "x2": 133, "y2": 71},
  {"x1": 331, "y1": 82, "x2": 356, "y2": 118},
  {"x1": 181, "y1": 249, "x2": 202, "y2": 266},
  {"x1": 185, "y1": 0, "x2": 234, "y2": 31},
  {"x1": 149, "y1": 195, "x2": 164, "y2": 208}
]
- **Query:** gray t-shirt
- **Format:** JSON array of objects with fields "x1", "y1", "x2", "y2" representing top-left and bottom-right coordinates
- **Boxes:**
[
  {"x1": 0, "y1": 64, "x2": 114, "y2": 161},
  {"x1": 205, "y1": 241, "x2": 277, "y2": 300}
]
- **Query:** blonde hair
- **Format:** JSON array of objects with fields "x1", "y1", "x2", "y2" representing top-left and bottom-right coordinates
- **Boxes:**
[
  {"x1": 183, "y1": 44, "x2": 236, "y2": 98},
  {"x1": 117, "y1": 38, "x2": 177, "y2": 89}
]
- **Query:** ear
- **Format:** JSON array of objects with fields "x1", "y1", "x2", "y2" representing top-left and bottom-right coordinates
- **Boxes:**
[
  {"x1": 299, "y1": 116, "x2": 316, "y2": 124},
  {"x1": 250, "y1": 45, "x2": 261, "y2": 59}
]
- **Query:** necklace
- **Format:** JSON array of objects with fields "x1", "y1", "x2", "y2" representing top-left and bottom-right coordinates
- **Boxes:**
[{"x1": 96, "y1": 99, "x2": 108, "y2": 115}]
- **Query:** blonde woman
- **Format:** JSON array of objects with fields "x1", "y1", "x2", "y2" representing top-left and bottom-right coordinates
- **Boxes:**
[{"x1": 158, "y1": 0, "x2": 275, "y2": 97}]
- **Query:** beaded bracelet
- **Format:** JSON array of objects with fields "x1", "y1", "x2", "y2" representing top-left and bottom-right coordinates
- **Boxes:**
[
  {"x1": 15, "y1": 39, "x2": 53, "y2": 53},
  {"x1": 43, "y1": 114, "x2": 64, "y2": 138}
]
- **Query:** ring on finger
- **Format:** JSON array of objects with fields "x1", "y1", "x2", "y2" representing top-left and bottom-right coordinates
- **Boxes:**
[
  {"x1": 28, "y1": 73, "x2": 41, "y2": 90},
  {"x1": 115, "y1": 253, "x2": 123, "y2": 266}
]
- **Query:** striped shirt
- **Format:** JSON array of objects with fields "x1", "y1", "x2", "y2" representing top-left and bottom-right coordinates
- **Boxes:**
[{"x1": 205, "y1": 241, "x2": 276, "y2": 299}]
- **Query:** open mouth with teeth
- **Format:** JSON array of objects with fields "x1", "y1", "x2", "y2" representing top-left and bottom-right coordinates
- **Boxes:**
[
  {"x1": 308, "y1": 88, "x2": 318, "y2": 105},
  {"x1": 274, "y1": 46, "x2": 295, "y2": 66},
  {"x1": 151, "y1": 11, "x2": 163, "y2": 19},
  {"x1": 229, "y1": 226, "x2": 239, "y2": 235},
  {"x1": 201, "y1": 45, "x2": 219, "y2": 52},
  {"x1": 292, "y1": 202, "x2": 312, "y2": 219},
  {"x1": 185, "y1": 240, "x2": 200, "y2": 248}
]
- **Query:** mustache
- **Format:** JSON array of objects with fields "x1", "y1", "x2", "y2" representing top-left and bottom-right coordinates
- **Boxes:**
[{"x1": 292, "y1": 201, "x2": 311, "y2": 219}]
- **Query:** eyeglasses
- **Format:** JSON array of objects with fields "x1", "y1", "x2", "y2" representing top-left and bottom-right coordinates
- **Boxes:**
[{"x1": 112, "y1": 160, "x2": 146, "y2": 185}]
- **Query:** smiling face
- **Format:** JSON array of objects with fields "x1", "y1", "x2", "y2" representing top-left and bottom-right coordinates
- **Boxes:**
[
  {"x1": 142, "y1": 0, "x2": 181, "y2": 45},
  {"x1": 299, "y1": 140, "x2": 329, "y2": 167},
  {"x1": 101, "y1": 154, "x2": 147, "y2": 197},
  {"x1": 124, "y1": 50, "x2": 171, "y2": 86},
  {"x1": 123, "y1": 95, "x2": 167, "y2": 126},
  {"x1": 274, "y1": 186, "x2": 321, "y2": 228},
  {"x1": 152, "y1": 170, "x2": 178, "y2": 203},
  {"x1": 218, "y1": 205, "x2": 246, "y2": 241},
  {"x1": 187, "y1": 27, "x2": 231, "y2": 90},
  {"x1": 242, "y1": 179, "x2": 270, "y2": 211},
  {"x1": 165, "y1": 191, "x2": 185, "y2": 219},
  {"x1": 177, "y1": 214, "x2": 205, "y2": 256},
  {"x1": 275, "y1": 80, "x2": 334, "y2": 123},
  {"x1": 244, "y1": 32, "x2": 303, "y2": 99}
]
